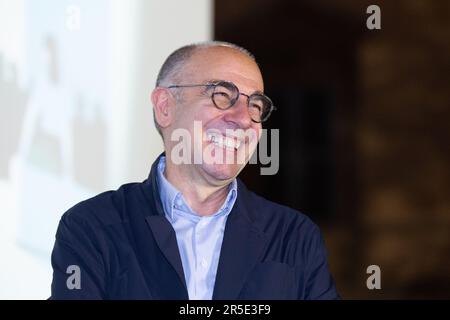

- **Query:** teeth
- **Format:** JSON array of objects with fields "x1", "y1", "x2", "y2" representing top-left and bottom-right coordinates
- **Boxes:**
[{"x1": 206, "y1": 132, "x2": 241, "y2": 150}]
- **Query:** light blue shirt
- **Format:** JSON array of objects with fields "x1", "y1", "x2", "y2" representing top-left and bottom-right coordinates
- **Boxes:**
[{"x1": 156, "y1": 156, "x2": 237, "y2": 300}]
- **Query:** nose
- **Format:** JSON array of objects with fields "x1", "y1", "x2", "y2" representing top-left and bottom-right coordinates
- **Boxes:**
[{"x1": 222, "y1": 94, "x2": 253, "y2": 129}]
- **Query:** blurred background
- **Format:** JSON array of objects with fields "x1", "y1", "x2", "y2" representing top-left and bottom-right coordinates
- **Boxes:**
[{"x1": 0, "y1": 0, "x2": 449, "y2": 299}]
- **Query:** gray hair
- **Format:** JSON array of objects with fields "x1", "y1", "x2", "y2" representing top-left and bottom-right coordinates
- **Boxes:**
[{"x1": 153, "y1": 41, "x2": 256, "y2": 137}]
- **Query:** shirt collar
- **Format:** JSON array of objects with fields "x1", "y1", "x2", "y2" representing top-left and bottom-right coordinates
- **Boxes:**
[{"x1": 156, "y1": 156, "x2": 237, "y2": 221}]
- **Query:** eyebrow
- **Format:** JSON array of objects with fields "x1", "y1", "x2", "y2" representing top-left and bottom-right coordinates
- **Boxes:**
[
  {"x1": 203, "y1": 79, "x2": 222, "y2": 85},
  {"x1": 204, "y1": 79, "x2": 265, "y2": 95},
  {"x1": 252, "y1": 90, "x2": 265, "y2": 95}
]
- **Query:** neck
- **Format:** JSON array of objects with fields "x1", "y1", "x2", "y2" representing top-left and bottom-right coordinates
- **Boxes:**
[{"x1": 164, "y1": 160, "x2": 232, "y2": 216}]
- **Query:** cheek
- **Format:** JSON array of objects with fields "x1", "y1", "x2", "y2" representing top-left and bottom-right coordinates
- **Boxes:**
[
  {"x1": 188, "y1": 101, "x2": 215, "y2": 119},
  {"x1": 253, "y1": 125, "x2": 263, "y2": 141},
  {"x1": 196, "y1": 106, "x2": 224, "y2": 127},
  {"x1": 173, "y1": 105, "x2": 200, "y2": 129},
  {"x1": 174, "y1": 104, "x2": 214, "y2": 138}
]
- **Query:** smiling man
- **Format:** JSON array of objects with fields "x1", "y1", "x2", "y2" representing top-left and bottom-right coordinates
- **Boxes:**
[{"x1": 50, "y1": 41, "x2": 339, "y2": 299}]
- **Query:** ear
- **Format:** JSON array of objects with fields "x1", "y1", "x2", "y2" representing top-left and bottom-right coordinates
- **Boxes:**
[{"x1": 151, "y1": 87, "x2": 175, "y2": 129}]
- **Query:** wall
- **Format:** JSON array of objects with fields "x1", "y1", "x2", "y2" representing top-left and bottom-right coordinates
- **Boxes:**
[{"x1": 0, "y1": 0, "x2": 211, "y2": 299}]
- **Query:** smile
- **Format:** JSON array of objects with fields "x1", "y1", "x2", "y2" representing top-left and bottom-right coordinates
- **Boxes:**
[{"x1": 206, "y1": 132, "x2": 242, "y2": 151}]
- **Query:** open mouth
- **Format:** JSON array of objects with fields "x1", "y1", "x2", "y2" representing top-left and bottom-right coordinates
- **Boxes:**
[{"x1": 206, "y1": 131, "x2": 242, "y2": 151}]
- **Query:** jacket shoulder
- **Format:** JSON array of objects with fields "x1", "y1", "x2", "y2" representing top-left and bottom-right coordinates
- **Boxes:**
[
  {"x1": 242, "y1": 185, "x2": 319, "y2": 235},
  {"x1": 60, "y1": 181, "x2": 147, "y2": 228}
]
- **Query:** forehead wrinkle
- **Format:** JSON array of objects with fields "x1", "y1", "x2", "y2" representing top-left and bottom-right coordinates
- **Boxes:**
[
  {"x1": 196, "y1": 70, "x2": 264, "y2": 92},
  {"x1": 184, "y1": 49, "x2": 263, "y2": 86}
]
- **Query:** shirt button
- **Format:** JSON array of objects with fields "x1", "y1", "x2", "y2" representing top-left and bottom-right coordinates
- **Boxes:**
[
  {"x1": 200, "y1": 259, "x2": 208, "y2": 268},
  {"x1": 175, "y1": 198, "x2": 183, "y2": 207}
]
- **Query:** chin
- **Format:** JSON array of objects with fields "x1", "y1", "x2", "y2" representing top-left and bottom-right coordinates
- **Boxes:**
[{"x1": 201, "y1": 163, "x2": 242, "y2": 182}]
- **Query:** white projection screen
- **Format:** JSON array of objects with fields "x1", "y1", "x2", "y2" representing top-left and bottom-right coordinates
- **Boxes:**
[{"x1": 0, "y1": 0, "x2": 211, "y2": 299}]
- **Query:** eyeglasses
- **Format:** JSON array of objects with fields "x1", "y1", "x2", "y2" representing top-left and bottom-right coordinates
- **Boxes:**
[{"x1": 166, "y1": 80, "x2": 276, "y2": 123}]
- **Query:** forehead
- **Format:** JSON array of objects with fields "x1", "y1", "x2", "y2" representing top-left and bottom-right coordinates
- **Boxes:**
[{"x1": 182, "y1": 47, "x2": 264, "y2": 92}]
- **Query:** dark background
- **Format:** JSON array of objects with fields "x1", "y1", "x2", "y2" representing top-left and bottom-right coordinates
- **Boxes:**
[{"x1": 215, "y1": 0, "x2": 450, "y2": 299}]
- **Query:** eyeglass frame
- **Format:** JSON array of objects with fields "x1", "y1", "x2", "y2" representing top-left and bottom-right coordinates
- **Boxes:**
[{"x1": 164, "y1": 80, "x2": 276, "y2": 123}]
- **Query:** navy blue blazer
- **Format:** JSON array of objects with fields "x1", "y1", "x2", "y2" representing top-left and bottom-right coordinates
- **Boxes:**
[{"x1": 51, "y1": 155, "x2": 339, "y2": 299}]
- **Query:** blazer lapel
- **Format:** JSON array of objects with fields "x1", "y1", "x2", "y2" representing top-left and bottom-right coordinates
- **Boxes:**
[
  {"x1": 145, "y1": 215, "x2": 187, "y2": 292},
  {"x1": 213, "y1": 184, "x2": 269, "y2": 299},
  {"x1": 140, "y1": 154, "x2": 188, "y2": 298}
]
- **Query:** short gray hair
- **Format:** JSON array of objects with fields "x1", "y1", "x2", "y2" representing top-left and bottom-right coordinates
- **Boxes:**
[{"x1": 153, "y1": 41, "x2": 256, "y2": 137}]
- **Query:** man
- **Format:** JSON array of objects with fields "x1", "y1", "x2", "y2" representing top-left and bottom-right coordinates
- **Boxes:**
[{"x1": 50, "y1": 41, "x2": 339, "y2": 299}]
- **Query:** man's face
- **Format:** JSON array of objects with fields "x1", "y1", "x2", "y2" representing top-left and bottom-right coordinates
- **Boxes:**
[{"x1": 167, "y1": 47, "x2": 264, "y2": 186}]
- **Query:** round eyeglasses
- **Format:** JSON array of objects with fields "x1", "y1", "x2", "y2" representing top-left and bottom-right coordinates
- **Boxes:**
[{"x1": 166, "y1": 80, "x2": 276, "y2": 123}]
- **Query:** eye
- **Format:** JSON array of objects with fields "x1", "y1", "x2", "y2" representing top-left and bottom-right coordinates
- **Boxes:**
[
  {"x1": 249, "y1": 102, "x2": 262, "y2": 112},
  {"x1": 213, "y1": 84, "x2": 235, "y2": 100},
  {"x1": 248, "y1": 98, "x2": 264, "y2": 114},
  {"x1": 213, "y1": 91, "x2": 231, "y2": 99}
]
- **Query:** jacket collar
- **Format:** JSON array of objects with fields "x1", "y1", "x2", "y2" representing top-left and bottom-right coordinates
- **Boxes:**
[{"x1": 141, "y1": 153, "x2": 269, "y2": 299}]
